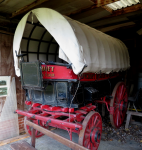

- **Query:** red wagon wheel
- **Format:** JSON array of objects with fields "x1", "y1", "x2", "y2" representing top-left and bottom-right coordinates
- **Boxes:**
[
  {"x1": 24, "y1": 116, "x2": 44, "y2": 138},
  {"x1": 24, "y1": 108, "x2": 45, "y2": 138},
  {"x1": 110, "y1": 82, "x2": 128, "y2": 128},
  {"x1": 79, "y1": 111, "x2": 102, "y2": 150}
]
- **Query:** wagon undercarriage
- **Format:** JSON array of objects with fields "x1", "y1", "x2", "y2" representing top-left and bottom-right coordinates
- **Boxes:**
[{"x1": 15, "y1": 79, "x2": 128, "y2": 149}]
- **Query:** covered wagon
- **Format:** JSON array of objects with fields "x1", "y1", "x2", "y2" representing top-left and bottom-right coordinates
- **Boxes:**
[{"x1": 13, "y1": 8, "x2": 130, "y2": 150}]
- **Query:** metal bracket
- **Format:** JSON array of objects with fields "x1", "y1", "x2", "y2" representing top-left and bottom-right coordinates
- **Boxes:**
[
  {"x1": 45, "y1": 119, "x2": 51, "y2": 126},
  {"x1": 31, "y1": 115, "x2": 35, "y2": 119}
]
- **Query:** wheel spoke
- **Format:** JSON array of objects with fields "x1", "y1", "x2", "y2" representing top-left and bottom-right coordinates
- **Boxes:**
[
  {"x1": 84, "y1": 139, "x2": 90, "y2": 147},
  {"x1": 121, "y1": 86, "x2": 126, "y2": 100},
  {"x1": 25, "y1": 115, "x2": 44, "y2": 138},
  {"x1": 94, "y1": 142, "x2": 99, "y2": 149},
  {"x1": 94, "y1": 116, "x2": 98, "y2": 126},
  {"x1": 85, "y1": 129, "x2": 90, "y2": 135},
  {"x1": 88, "y1": 142, "x2": 91, "y2": 149},
  {"x1": 115, "y1": 96, "x2": 119, "y2": 103},
  {"x1": 88, "y1": 120, "x2": 92, "y2": 129},
  {"x1": 91, "y1": 116, "x2": 95, "y2": 127},
  {"x1": 120, "y1": 110, "x2": 123, "y2": 120},
  {"x1": 95, "y1": 120, "x2": 101, "y2": 128},
  {"x1": 120, "y1": 85, "x2": 124, "y2": 99},
  {"x1": 123, "y1": 93, "x2": 127, "y2": 101},
  {"x1": 90, "y1": 143, "x2": 93, "y2": 150},
  {"x1": 114, "y1": 107, "x2": 119, "y2": 116},
  {"x1": 116, "y1": 110, "x2": 121, "y2": 126},
  {"x1": 85, "y1": 133, "x2": 90, "y2": 139}
]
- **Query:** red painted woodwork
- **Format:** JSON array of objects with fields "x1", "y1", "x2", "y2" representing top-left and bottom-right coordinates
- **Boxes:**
[
  {"x1": 32, "y1": 103, "x2": 41, "y2": 107},
  {"x1": 16, "y1": 110, "x2": 83, "y2": 130},
  {"x1": 41, "y1": 64, "x2": 120, "y2": 81},
  {"x1": 25, "y1": 116, "x2": 44, "y2": 138},
  {"x1": 16, "y1": 103, "x2": 98, "y2": 138},
  {"x1": 25, "y1": 101, "x2": 32, "y2": 105},
  {"x1": 110, "y1": 82, "x2": 128, "y2": 128},
  {"x1": 78, "y1": 111, "x2": 102, "y2": 150}
]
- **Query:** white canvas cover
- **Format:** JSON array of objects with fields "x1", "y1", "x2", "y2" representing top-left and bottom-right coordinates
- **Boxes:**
[{"x1": 13, "y1": 8, "x2": 130, "y2": 77}]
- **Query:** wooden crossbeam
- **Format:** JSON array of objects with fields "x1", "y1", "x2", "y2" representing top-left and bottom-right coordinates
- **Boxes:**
[
  {"x1": 125, "y1": 111, "x2": 142, "y2": 130},
  {"x1": 105, "y1": 3, "x2": 142, "y2": 18},
  {"x1": 90, "y1": 0, "x2": 119, "y2": 7},
  {"x1": 98, "y1": 22, "x2": 135, "y2": 32},
  {"x1": 101, "y1": 5, "x2": 113, "y2": 13},
  {"x1": 11, "y1": 0, "x2": 49, "y2": 18},
  {"x1": 26, "y1": 120, "x2": 88, "y2": 150},
  {"x1": 87, "y1": 3, "x2": 142, "y2": 28}
]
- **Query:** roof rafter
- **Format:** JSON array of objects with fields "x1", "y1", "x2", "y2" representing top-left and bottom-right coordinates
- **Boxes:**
[
  {"x1": 67, "y1": 0, "x2": 119, "y2": 16},
  {"x1": 98, "y1": 22, "x2": 135, "y2": 32},
  {"x1": 105, "y1": 3, "x2": 142, "y2": 18},
  {"x1": 11, "y1": 0, "x2": 49, "y2": 18},
  {"x1": 87, "y1": 3, "x2": 142, "y2": 27},
  {"x1": 90, "y1": 0, "x2": 119, "y2": 7}
]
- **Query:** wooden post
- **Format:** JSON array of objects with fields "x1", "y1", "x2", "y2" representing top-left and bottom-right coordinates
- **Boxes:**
[
  {"x1": 31, "y1": 128, "x2": 36, "y2": 148},
  {"x1": 26, "y1": 120, "x2": 89, "y2": 150}
]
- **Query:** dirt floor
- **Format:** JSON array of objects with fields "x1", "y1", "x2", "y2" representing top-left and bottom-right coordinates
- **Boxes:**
[{"x1": 102, "y1": 116, "x2": 142, "y2": 145}]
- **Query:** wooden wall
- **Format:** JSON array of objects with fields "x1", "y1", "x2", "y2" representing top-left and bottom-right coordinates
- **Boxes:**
[{"x1": 0, "y1": 32, "x2": 25, "y2": 134}]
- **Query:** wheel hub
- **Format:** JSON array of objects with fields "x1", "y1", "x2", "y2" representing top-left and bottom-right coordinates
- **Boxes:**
[
  {"x1": 90, "y1": 128, "x2": 101, "y2": 143},
  {"x1": 119, "y1": 101, "x2": 125, "y2": 111}
]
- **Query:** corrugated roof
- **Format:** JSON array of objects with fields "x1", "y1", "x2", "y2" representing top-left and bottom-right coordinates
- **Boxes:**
[{"x1": 107, "y1": 0, "x2": 140, "y2": 10}]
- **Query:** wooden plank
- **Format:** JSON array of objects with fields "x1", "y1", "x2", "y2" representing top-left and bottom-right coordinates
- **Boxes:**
[
  {"x1": 11, "y1": 0, "x2": 49, "y2": 18},
  {"x1": 70, "y1": 7, "x2": 111, "y2": 23},
  {"x1": 10, "y1": 141, "x2": 36, "y2": 150},
  {"x1": 87, "y1": 4, "x2": 142, "y2": 28},
  {"x1": 0, "y1": 30, "x2": 14, "y2": 35},
  {"x1": 127, "y1": 111, "x2": 142, "y2": 117},
  {"x1": 88, "y1": 15, "x2": 129, "y2": 28},
  {"x1": 105, "y1": 4, "x2": 142, "y2": 18},
  {"x1": 90, "y1": 0, "x2": 119, "y2": 7},
  {"x1": 11, "y1": 0, "x2": 94, "y2": 18},
  {"x1": 102, "y1": 6, "x2": 113, "y2": 13},
  {"x1": 26, "y1": 120, "x2": 89, "y2": 150},
  {"x1": 68, "y1": 0, "x2": 117, "y2": 16},
  {"x1": 125, "y1": 111, "x2": 142, "y2": 130},
  {"x1": 98, "y1": 22, "x2": 135, "y2": 32},
  {"x1": 0, "y1": 134, "x2": 29, "y2": 146}
]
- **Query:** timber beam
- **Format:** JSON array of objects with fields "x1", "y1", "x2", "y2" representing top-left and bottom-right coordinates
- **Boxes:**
[
  {"x1": 105, "y1": 3, "x2": 142, "y2": 18},
  {"x1": 26, "y1": 120, "x2": 88, "y2": 150},
  {"x1": 68, "y1": 0, "x2": 119, "y2": 16},
  {"x1": 90, "y1": 0, "x2": 119, "y2": 7},
  {"x1": 87, "y1": 3, "x2": 142, "y2": 28},
  {"x1": 98, "y1": 21, "x2": 135, "y2": 32},
  {"x1": 11, "y1": 0, "x2": 49, "y2": 18}
]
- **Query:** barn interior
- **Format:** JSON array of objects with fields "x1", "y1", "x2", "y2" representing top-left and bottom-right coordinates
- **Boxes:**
[{"x1": 0, "y1": 0, "x2": 142, "y2": 150}]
